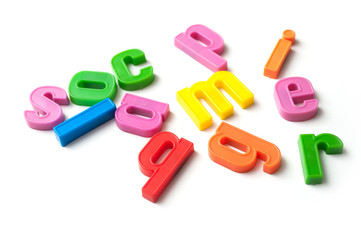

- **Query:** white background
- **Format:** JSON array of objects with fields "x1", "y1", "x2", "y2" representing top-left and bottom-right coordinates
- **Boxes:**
[{"x1": 1, "y1": 0, "x2": 360, "y2": 239}]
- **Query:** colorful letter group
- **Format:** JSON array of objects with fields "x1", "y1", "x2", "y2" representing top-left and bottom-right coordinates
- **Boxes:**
[{"x1": 25, "y1": 24, "x2": 344, "y2": 203}]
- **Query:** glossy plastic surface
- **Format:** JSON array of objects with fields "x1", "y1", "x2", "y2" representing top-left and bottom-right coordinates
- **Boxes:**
[
  {"x1": 115, "y1": 93, "x2": 170, "y2": 137},
  {"x1": 298, "y1": 133, "x2": 343, "y2": 184},
  {"x1": 139, "y1": 131, "x2": 194, "y2": 203},
  {"x1": 69, "y1": 71, "x2": 117, "y2": 106},
  {"x1": 274, "y1": 77, "x2": 318, "y2": 121},
  {"x1": 24, "y1": 86, "x2": 69, "y2": 130},
  {"x1": 111, "y1": 49, "x2": 154, "y2": 90},
  {"x1": 176, "y1": 71, "x2": 253, "y2": 130},
  {"x1": 264, "y1": 30, "x2": 295, "y2": 79},
  {"x1": 175, "y1": 24, "x2": 227, "y2": 72},
  {"x1": 53, "y1": 98, "x2": 116, "y2": 147},
  {"x1": 209, "y1": 122, "x2": 281, "y2": 174}
]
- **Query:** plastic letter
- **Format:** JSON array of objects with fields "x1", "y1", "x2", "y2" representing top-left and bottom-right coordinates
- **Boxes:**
[
  {"x1": 68, "y1": 71, "x2": 117, "y2": 106},
  {"x1": 111, "y1": 49, "x2": 154, "y2": 90},
  {"x1": 24, "y1": 86, "x2": 69, "y2": 130},
  {"x1": 115, "y1": 94, "x2": 169, "y2": 137},
  {"x1": 274, "y1": 77, "x2": 318, "y2": 121},
  {"x1": 175, "y1": 24, "x2": 227, "y2": 72},
  {"x1": 53, "y1": 98, "x2": 116, "y2": 147},
  {"x1": 139, "y1": 131, "x2": 194, "y2": 203},
  {"x1": 176, "y1": 71, "x2": 253, "y2": 130},
  {"x1": 209, "y1": 122, "x2": 281, "y2": 174},
  {"x1": 264, "y1": 30, "x2": 296, "y2": 79},
  {"x1": 298, "y1": 133, "x2": 343, "y2": 184}
]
